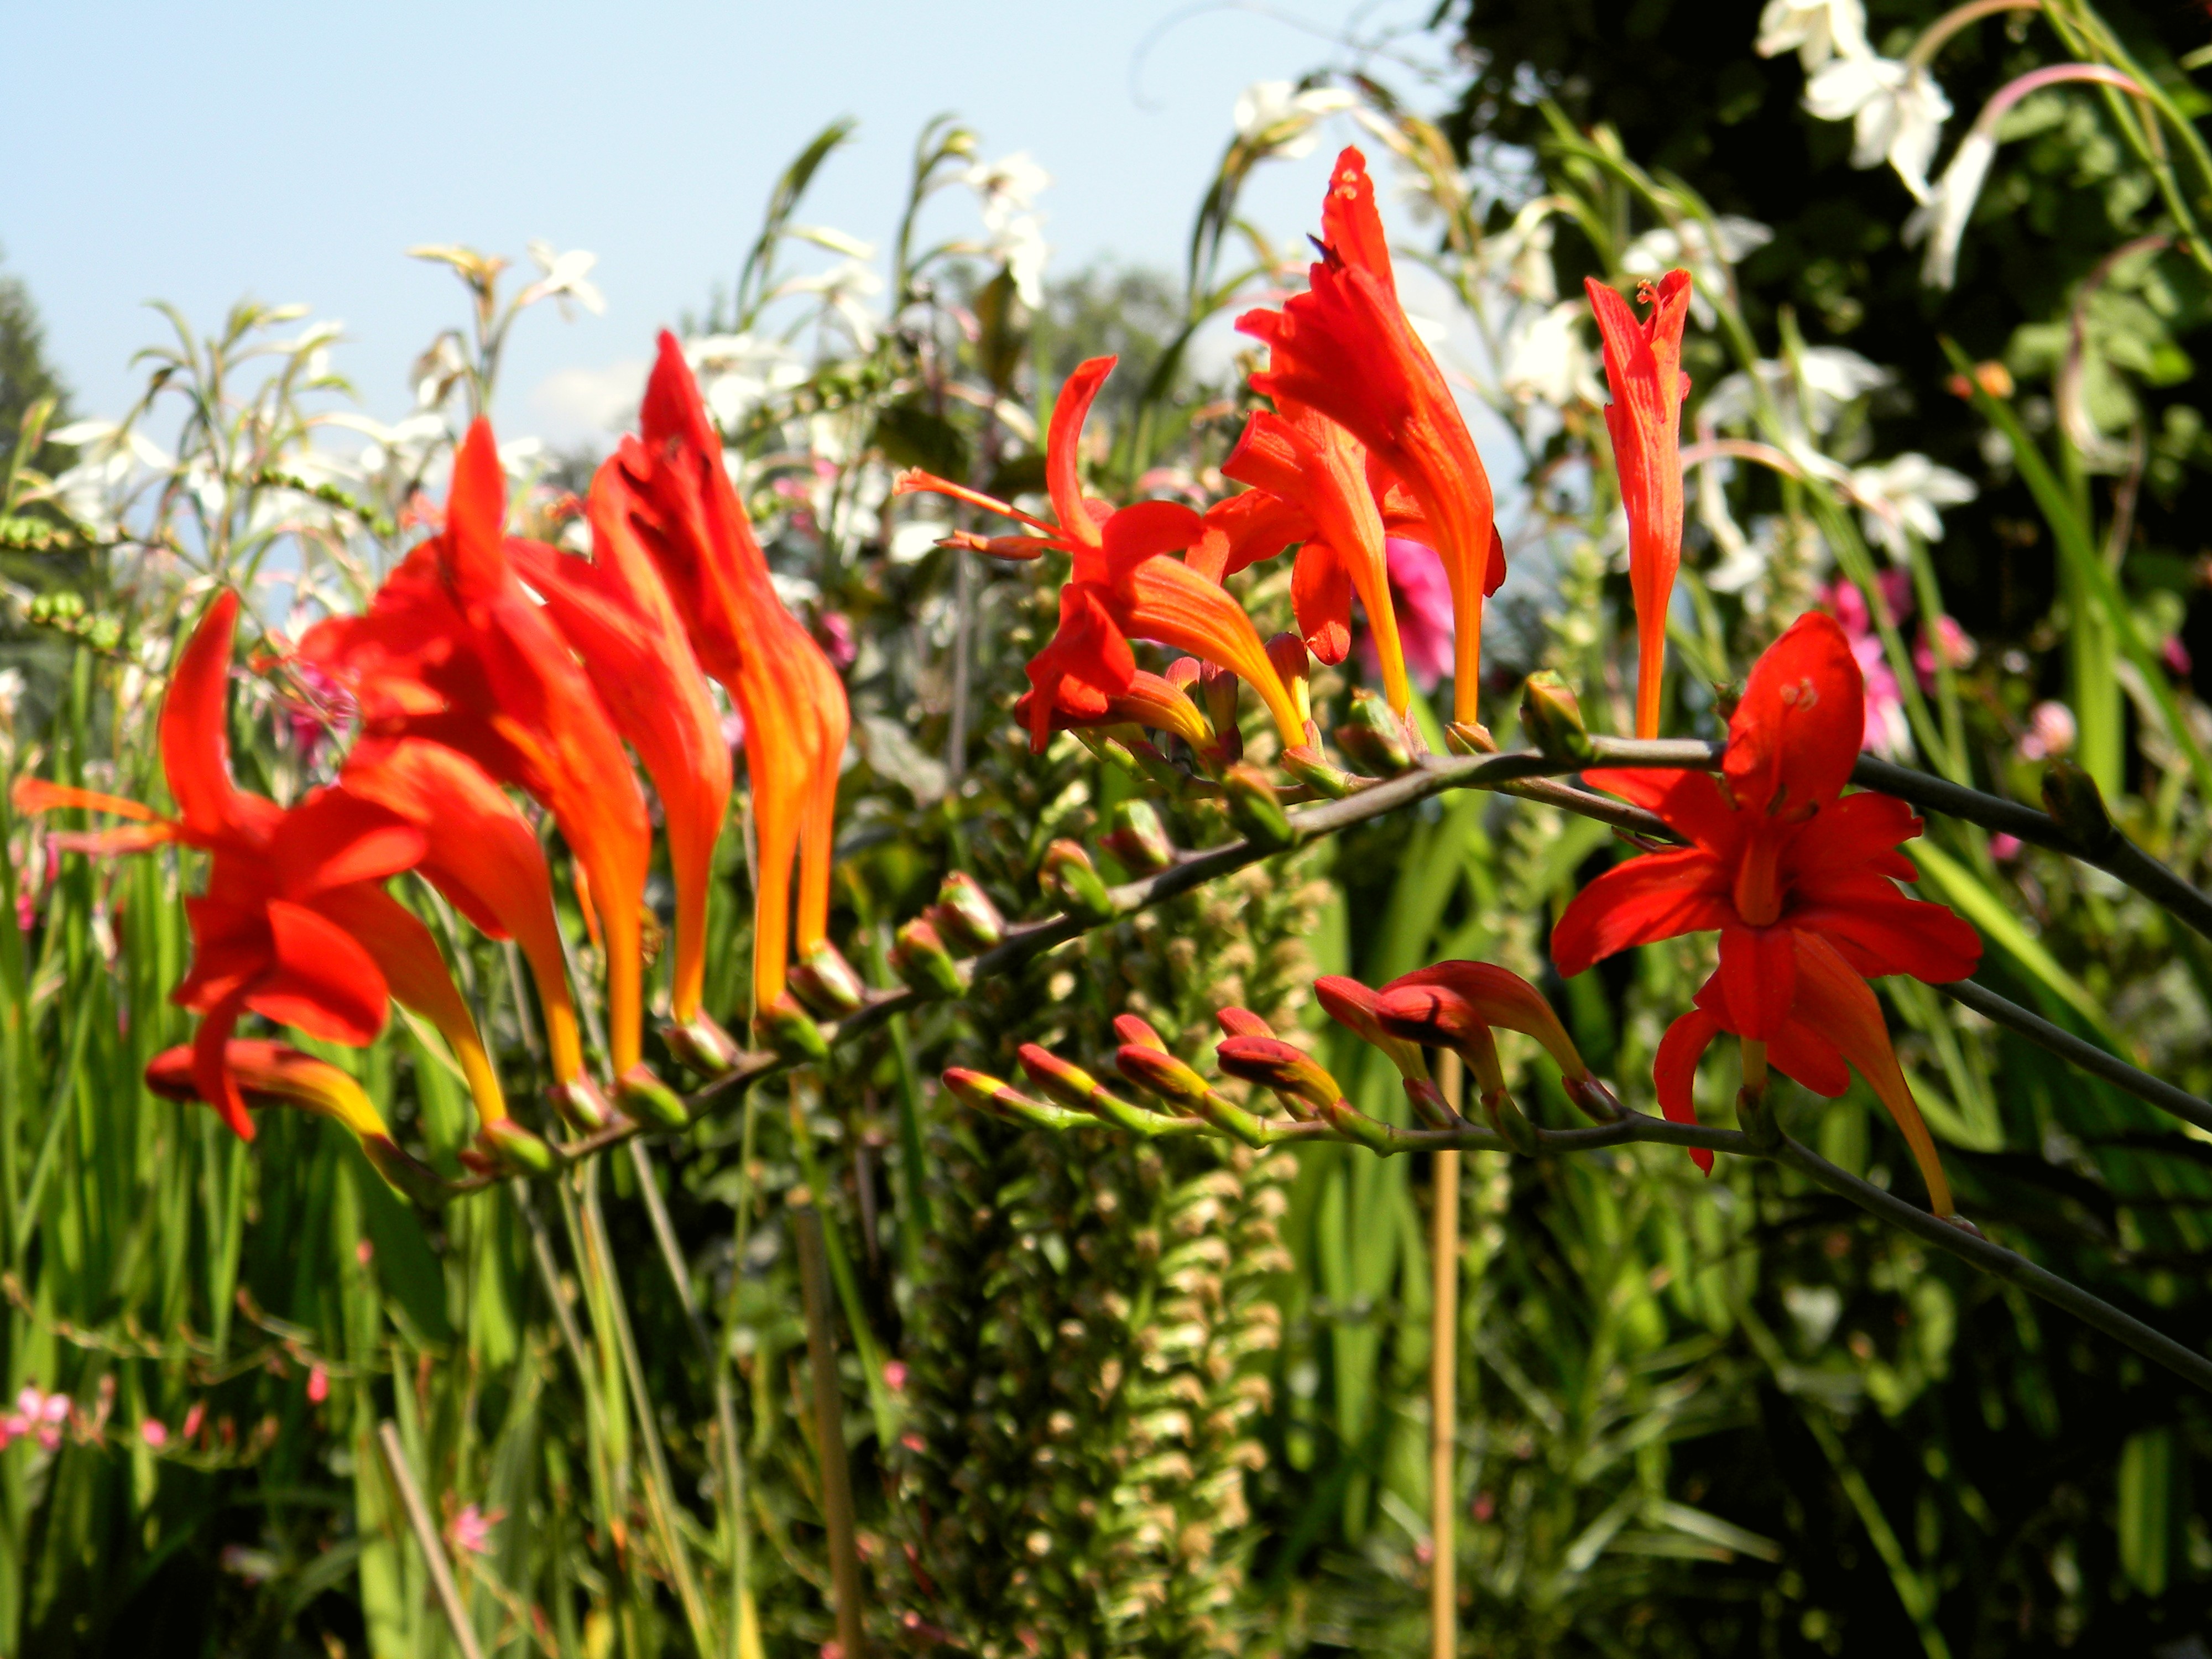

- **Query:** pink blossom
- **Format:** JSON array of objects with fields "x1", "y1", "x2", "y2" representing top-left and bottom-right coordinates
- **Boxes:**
[
  {"x1": 1354, "y1": 538, "x2": 1456, "y2": 692},
  {"x1": 1916, "y1": 615, "x2": 1977, "y2": 687},
  {"x1": 356, "y1": 1239, "x2": 374, "y2": 1266},
  {"x1": 306, "y1": 1365, "x2": 329, "y2": 1405},
  {"x1": 1990, "y1": 833, "x2": 2023, "y2": 861},
  {"x1": 816, "y1": 611, "x2": 857, "y2": 672},
  {"x1": 181, "y1": 1402, "x2": 206, "y2": 1441},
  {"x1": 13, "y1": 1388, "x2": 69, "y2": 1453},
  {"x1": 2019, "y1": 701, "x2": 2077, "y2": 762},
  {"x1": 883, "y1": 1360, "x2": 909, "y2": 1393},
  {"x1": 448, "y1": 1503, "x2": 503, "y2": 1557},
  {"x1": 1822, "y1": 580, "x2": 1911, "y2": 757},
  {"x1": 2166, "y1": 635, "x2": 2193, "y2": 677},
  {"x1": 138, "y1": 1420, "x2": 168, "y2": 1448}
]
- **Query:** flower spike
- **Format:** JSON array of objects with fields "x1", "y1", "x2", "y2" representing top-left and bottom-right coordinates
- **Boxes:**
[{"x1": 1239, "y1": 149, "x2": 1503, "y2": 725}]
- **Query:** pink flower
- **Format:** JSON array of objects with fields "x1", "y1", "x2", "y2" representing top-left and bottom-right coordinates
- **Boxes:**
[
  {"x1": 1822, "y1": 578, "x2": 1911, "y2": 758},
  {"x1": 816, "y1": 611, "x2": 857, "y2": 672},
  {"x1": 355, "y1": 1239, "x2": 374, "y2": 1266},
  {"x1": 1355, "y1": 538, "x2": 1455, "y2": 692},
  {"x1": 182, "y1": 1402, "x2": 206, "y2": 1441},
  {"x1": 306, "y1": 1365, "x2": 329, "y2": 1405},
  {"x1": 1990, "y1": 833, "x2": 2023, "y2": 861},
  {"x1": 883, "y1": 1360, "x2": 909, "y2": 1392},
  {"x1": 449, "y1": 1503, "x2": 502, "y2": 1557},
  {"x1": 2166, "y1": 635, "x2": 2193, "y2": 677},
  {"x1": 1916, "y1": 615, "x2": 1976, "y2": 687},
  {"x1": 138, "y1": 1420, "x2": 168, "y2": 1448},
  {"x1": 2019, "y1": 701, "x2": 2077, "y2": 762}
]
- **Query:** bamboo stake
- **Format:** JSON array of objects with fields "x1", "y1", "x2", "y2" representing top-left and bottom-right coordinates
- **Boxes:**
[{"x1": 1430, "y1": 1052, "x2": 1463, "y2": 1659}]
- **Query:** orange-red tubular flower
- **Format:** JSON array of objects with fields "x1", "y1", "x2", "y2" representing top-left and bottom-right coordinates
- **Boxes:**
[
  {"x1": 507, "y1": 465, "x2": 732, "y2": 1029},
  {"x1": 894, "y1": 354, "x2": 1305, "y2": 755},
  {"x1": 340, "y1": 738, "x2": 585, "y2": 1087},
  {"x1": 1239, "y1": 148, "x2": 1503, "y2": 725},
  {"x1": 1551, "y1": 612, "x2": 1983, "y2": 1209},
  {"x1": 299, "y1": 421, "x2": 655, "y2": 1076},
  {"x1": 605, "y1": 332, "x2": 849, "y2": 1020},
  {"x1": 1587, "y1": 271, "x2": 1693, "y2": 738}
]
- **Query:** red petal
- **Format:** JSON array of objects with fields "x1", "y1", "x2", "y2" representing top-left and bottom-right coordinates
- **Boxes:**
[
  {"x1": 1192, "y1": 489, "x2": 1311, "y2": 583},
  {"x1": 1765, "y1": 1015, "x2": 1851, "y2": 1099},
  {"x1": 1783, "y1": 791, "x2": 1923, "y2": 883},
  {"x1": 1718, "y1": 922, "x2": 1797, "y2": 1041},
  {"x1": 1580, "y1": 767, "x2": 1743, "y2": 852},
  {"x1": 1292, "y1": 541, "x2": 1353, "y2": 665},
  {"x1": 270, "y1": 788, "x2": 425, "y2": 897},
  {"x1": 1551, "y1": 848, "x2": 1730, "y2": 977},
  {"x1": 1046, "y1": 358, "x2": 1116, "y2": 546},
  {"x1": 249, "y1": 900, "x2": 389, "y2": 1046},
  {"x1": 1319, "y1": 147, "x2": 1395, "y2": 294},
  {"x1": 1725, "y1": 612, "x2": 1863, "y2": 816},
  {"x1": 1099, "y1": 498, "x2": 1206, "y2": 572},
  {"x1": 1790, "y1": 932, "x2": 1953, "y2": 1216},
  {"x1": 160, "y1": 589, "x2": 253, "y2": 845},
  {"x1": 1026, "y1": 585, "x2": 1135, "y2": 751},
  {"x1": 1787, "y1": 892, "x2": 1983, "y2": 984},
  {"x1": 191, "y1": 991, "x2": 255, "y2": 1141},
  {"x1": 1653, "y1": 1003, "x2": 1720, "y2": 1174}
]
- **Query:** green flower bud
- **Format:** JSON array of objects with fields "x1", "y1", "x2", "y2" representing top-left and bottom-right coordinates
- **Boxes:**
[
  {"x1": 1041, "y1": 839, "x2": 1116, "y2": 922},
  {"x1": 1520, "y1": 670, "x2": 1595, "y2": 765},
  {"x1": 931, "y1": 871, "x2": 1005, "y2": 953},
  {"x1": 1334, "y1": 690, "x2": 1415, "y2": 776},
  {"x1": 890, "y1": 916, "x2": 968, "y2": 998},
  {"x1": 617, "y1": 1066, "x2": 692, "y2": 1131},
  {"x1": 788, "y1": 940, "x2": 867, "y2": 1017},
  {"x1": 1102, "y1": 799, "x2": 1176, "y2": 876},
  {"x1": 1222, "y1": 765, "x2": 1295, "y2": 851}
]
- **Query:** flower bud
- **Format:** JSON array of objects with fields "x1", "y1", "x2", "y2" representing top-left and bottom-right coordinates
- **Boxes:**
[
  {"x1": 931, "y1": 871, "x2": 1005, "y2": 953},
  {"x1": 1372, "y1": 983, "x2": 1507, "y2": 1097},
  {"x1": 1280, "y1": 745, "x2": 1359, "y2": 800},
  {"x1": 472, "y1": 1118, "x2": 556, "y2": 1176},
  {"x1": 1222, "y1": 764, "x2": 1295, "y2": 850},
  {"x1": 1199, "y1": 664, "x2": 1244, "y2": 763},
  {"x1": 1334, "y1": 690, "x2": 1415, "y2": 776},
  {"x1": 617, "y1": 1066, "x2": 691, "y2": 1132},
  {"x1": 1040, "y1": 839, "x2": 1115, "y2": 922},
  {"x1": 941, "y1": 1067, "x2": 1088, "y2": 1131},
  {"x1": 788, "y1": 941, "x2": 867, "y2": 1018},
  {"x1": 1114, "y1": 1043, "x2": 1210, "y2": 1109},
  {"x1": 756, "y1": 994, "x2": 830, "y2": 1063},
  {"x1": 1520, "y1": 671, "x2": 1595, "y2": 765},
  {"x1": 2041, "y1": 757, "x2": 2116, "y2": 854},
  {"x1": 546, "y1": 1075, "x2": 614, "y2": 1132},
  {"x1": 1313, "y1": 974, "x2": 1428, "y2": 1081},
  {"x1": 1215, "y1": 1006, "x2": 1272, "y2": 1039},
  {"x1": 1112, "y1": 1013, "x2": 1170, "y2": 1052},
  {"x1": 1444, "y1": 721, "x2": 1495, "y2": 756},
  {"x1": 1712, "y1": 680, "x2": 1743, "y2": 721},
  {"x1": 1214, "y1": 1035, "x2": 1341, "y2": 1118},
  {"x1": 890, "y1": 916, "x2": 968, "y2": 998},
  {"x1": 1387, "y1": 962, "x2": 1590, "y2": 1087},
  {"x1": 1102, "y1": 799, "x2": 1176, "y2": 877},
  {"x1": 1018, "y1": 1043, "x2": 1183, "y2": 1135},
  {"x1": 664, "y1": 1014, "x2": 740, "y2": 1077},
  {"x1": 1484, "y1": 1089, "x2": 1541, "y2": 1155}
]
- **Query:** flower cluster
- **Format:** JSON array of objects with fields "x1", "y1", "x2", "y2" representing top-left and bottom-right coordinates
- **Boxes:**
[
  {"x1": 17, "y1": 340, "x2": 852, "y2": 1182},
  {"x1": 895, "y1": 147, "x2": 1688, "y2": 768}
]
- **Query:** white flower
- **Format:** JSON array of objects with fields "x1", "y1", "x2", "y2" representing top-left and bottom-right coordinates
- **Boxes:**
[
  {"x1": 1232, "y1": 80, "x2": 1357, "y2": 161},
  {"x1": 1479, "y1": 200, "x2": 1561, "y2": 303},
  {"x1": 0, "y1": 667, "x2": 25, "y2": 728},
  {"x1": 1500, "y1": 301, "x2": 1590, "y2": 409},
  {"x1": 517, "y1": 242, "x2": 606, "y2": 319},
  {"x1": 1902, "y1": 129, "x2": 1995, "y2": 290},
  {"x1": 1804, "y1": 54, "x2": 1952, "y2": 200},
  {"x1": 964, "y1": 152, "x2": 1050, "y2": 229},
  {"x1": 1621, "y1": 216, "x2": 1772, "y2": 326},
  {"x1": 964, "y1": 153, "x2": 1052, "y2": 308},
  {"x1": 1848, "y1": 452, "x2": 1976, "y2": 554},
  {"x1": 776, "y1": 258, "x2": 884, "y2": 351},
  {"x1": 1703, "y1": 348, "x2": 1892, "y2": 440},
  {"x1": 1755, "y1": 0, "x2": 1869, "y2": 69}
]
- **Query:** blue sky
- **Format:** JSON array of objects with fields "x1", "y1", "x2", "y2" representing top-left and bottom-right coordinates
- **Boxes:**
[{"x1": 11, "y1": 0, "x2": 1456, "y2": 444}]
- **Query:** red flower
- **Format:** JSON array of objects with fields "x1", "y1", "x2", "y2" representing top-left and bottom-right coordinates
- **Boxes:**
[
  {"x1": 1551, "y1": 612, "x2": 1981, "y2": 1209},
  {"x1": 507, "y1": 456, "x2": 732, "y2": 1032},
  {"x1": 895, "y1": 354, "x2": 1303, "y2": 755},
  {"x1": 340, "y1": 738, "x2": 586, "y2": 1089},
  {"x1": 1586, "y1": 272, "x2": 1693, "y2": 738},
  {"x1": 299, "y1": 421, "x2": 656, "y2": 1076},
  {"x1": 1238, "y1": 148, "x2": 1503, "y2": 726},
  {"x1": 17, "y1": 592, "x2": 514, "y2": 1141},
  {"x1": 606, "y1": 333, "x2": 849, "y2": 1020},
  {"x1": 1212, "y1": 400, "x2": 1486, "y2": 721}
]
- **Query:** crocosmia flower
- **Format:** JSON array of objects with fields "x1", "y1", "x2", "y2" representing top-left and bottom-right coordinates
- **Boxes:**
[
  {"x1": 896, "y1": 354, "x2": 1303, "y2": 757},
  {"x1": 1551, "y1": 611, "x2": 1981, "y2": 1212},
  {"x1": 1239, "y1": 148, "x2": 1503, "y2": 727},
  {"x1": 1586, "y1": 270, "x2": 1692, "y2": 738},
  {"x1": 609, "y1": 333, "x2": 849, "y2": 1024}
]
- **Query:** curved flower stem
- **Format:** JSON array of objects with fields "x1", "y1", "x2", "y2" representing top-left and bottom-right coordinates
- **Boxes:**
[
  {"x1": 1937, "y1": 977, "x2": 2212, "y2": 1133},
  {"x1": 1906, "y1": 0, "x2": 2042, "y2": 70}
]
